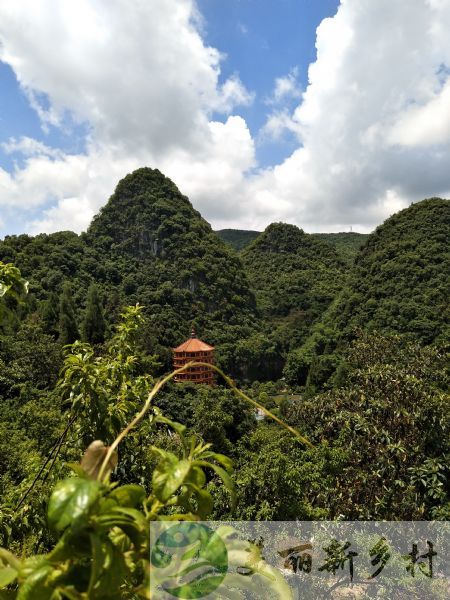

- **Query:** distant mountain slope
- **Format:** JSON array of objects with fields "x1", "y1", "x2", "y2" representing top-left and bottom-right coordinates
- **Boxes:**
[
  {"x1": 338, "y1": 198, "x2": 450, "y2": 343},
  {"x1": 311, "y1": 232, "x2": 369, "y2": 265},
  {"x1": 215, "y1": 229, "x2": 260, "y2": 251},
  {"x1": 241, "y1": 223, "x2": 346, "y2": 351},
  {"x1": 85, "y1": 169, "x2": 258, "y2": 344},
  {"x1": 217, "y1": 228, "x2": 369, "y2": 264},
  {"x1": 285, "y1": 198, "x2": 450, "y2": 387}
]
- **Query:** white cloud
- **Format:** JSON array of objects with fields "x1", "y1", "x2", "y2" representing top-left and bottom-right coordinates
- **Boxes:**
[
  {"x1": 260, "y1": 110, "x2": 300, "y2": 141},
  {"x1": 0, "y1": 0, "x2": 255, "y2": 233},
  {"x1": 0, "y1": 0, "x2": 450, "y2": 236},
  {"x1": 251, "y1": 0, "x2": 450, "y2": 231},
  {"x1": 29, "y1": 197, "x2": 95, "y2": 235},
  {"x1": 388, "y1": 78, "x2": 450, "y2": 146},
  {"x1": 268, "y1": 68, "x2": 302, "y2": 105},
  {"x1": 2, "y1": 137, "x2": 63, "y2": 158},
  {"x1": 213, "y1": 76, "x2": 254, "y2": 114},
  {"x1": 261, "y1": 68, "x2": 303, "y2": 140}
]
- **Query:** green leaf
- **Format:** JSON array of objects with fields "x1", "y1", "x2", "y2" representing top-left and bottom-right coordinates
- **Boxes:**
[
  {"x1": 0, "y1": 550, "x2": 20, "y2": 572},
  {"x1": 153, "y1": 414, "x2": 186, "y2": 437},
  {"x1": 195, "y1": 488, "x2": 213, "y2": 519},
  {"x1": 16, "y1": 566, "x2": 55, "y2": 600},
  {"x1": 189, "y1": 466, "x2": 206, "y2": 489},
  {"x1": 152, "y1": 455, "x2": 192, "y2": 502},
  {"x1": 0, "y1": 567, "x2": 17, "y2": 588},
  {"x1": 197, "y1": 461, "x2": 236, "y2": 510},
  {"x1": 108, "y1": 506, "x2": 147, "y2": 527},
  {"x1": 108, "y1": 485, "x2": 145, "y2": 508},
  {"x1": 88, "y1": 535, "x2": 127, "y2": 598},
  {"x1": 65, "y1": 463, "x2": 89, "y2": 479},
  {"x1": 201, "y1": 451, "x2": 233, "y2": 472},
  {"x1": 114, "y1": 524, "x2": 143, "y2": 550},
  {"x1": 48, "y1": 478, "x2": 102, "y2": 532},
  {"x1": 88, "y1": 535, "x2": 104, "y2": 596},
  {"x1": 18, "y1": 557, "x2": 50, "y2": 582}
]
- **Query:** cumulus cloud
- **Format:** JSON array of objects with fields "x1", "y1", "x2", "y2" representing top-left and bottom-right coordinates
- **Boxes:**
[
  {"x1": 388, "y1": 78, "x2": 450, "y2": 146},
  {"x1": 0, "y1": 0, "x2": 255, "y2": 233},
  {"x1": 261, "y1": 68, "x2": 303, "y2": 141},
  {"x1": 0, "y1": 0, "x2": 252, "y2": 154},
  {"x1": 0, "y1": 0, "x2": 450, "y2": 235},
  {"x1": 2, "y1": 137, "x2": 63, "y2": 158},
  {"x1": 267, "y1": 68, "x2": 302, "y2": 105},
  {"x1": 251, "y1": 0, "x2": 450, "y2": 231},
  {"x1": 260, "y1": 110, "x2": 299, "y2": 141}
]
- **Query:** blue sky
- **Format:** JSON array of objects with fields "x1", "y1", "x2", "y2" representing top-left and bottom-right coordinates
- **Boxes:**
[
  {"x1": 0, "y1": 63, "x2": 89, "y2": 174},
  {"x1": 0, "y1": 0, "x2": 449, "y2": 236},
  {"x1": 0, "y1": 1, "x2": 339, "y2": 174},
  {"x1": 197, "y1": 0, "x2": 339, "y2": 166}
]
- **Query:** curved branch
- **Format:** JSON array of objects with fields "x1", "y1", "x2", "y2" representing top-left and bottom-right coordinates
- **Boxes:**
[{"x1": 98, "y1": 362, "x2": 313, "y2": 481}]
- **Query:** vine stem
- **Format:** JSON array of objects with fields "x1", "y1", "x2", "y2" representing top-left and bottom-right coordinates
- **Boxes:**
[
  {"x1": 15, "y1": 412, "x2": 77, "y2": 512},
  {"x1": 98, "y1": 361, "x2": 313, "y2": 481}
]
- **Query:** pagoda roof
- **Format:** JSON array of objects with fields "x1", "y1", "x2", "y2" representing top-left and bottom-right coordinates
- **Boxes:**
[{"x1": 173, "y1": 332, "x2": 214, "y2": 353}]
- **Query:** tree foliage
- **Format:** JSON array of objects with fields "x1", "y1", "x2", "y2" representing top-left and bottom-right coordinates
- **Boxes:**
[
  {"x1": 82, "y1": 283, "x2": 106, "y2": 344},
  {"x1": 241, "y1": 223, "x2": 346, "y2": 363},
  {"x1": 285, "y1": 198, "x2": 450, "y2": 389},
  {"x1": 0, "y1": 307, "x2": 239, "y2": 598},
  {"x1": 285, "y1": 332, "x2": 450, "y2": 519},
  {"x1": 58, "y1": 283, "x2": 79, "y2": 345},
  {"x1": 0, "y1": 174, "x2": 449, "y2": 597}
]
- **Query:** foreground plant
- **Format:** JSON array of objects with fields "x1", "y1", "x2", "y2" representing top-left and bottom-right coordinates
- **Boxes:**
[
  {"x1": 0, "y1": 261, "x2": 28, "y2": 325},
  {"x1": 0, "y1": 306, "x2": 310, "y2": 599}
]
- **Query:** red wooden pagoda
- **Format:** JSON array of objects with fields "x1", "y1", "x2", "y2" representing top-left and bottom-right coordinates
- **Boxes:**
[{"x1": 173, "y1": 328, "x2": 215, "y2": 385}]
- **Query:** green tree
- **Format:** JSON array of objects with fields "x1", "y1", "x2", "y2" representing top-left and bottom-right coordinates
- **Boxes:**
[
  {"x1": 212, "y1": 425, "x2": 344, "y2": 521},
  {"x1": 58, "y1": 282, "x2": 79, "y2": 345},
  {"x1": 40, "y1": 291, "x2": 59, "y2": 336},
  {"x1": 82, "y1": 283, "x2": 106, "y2": 344},
  {"x1": 285, "y1": 332, "x2": 450, "y2": 520}
]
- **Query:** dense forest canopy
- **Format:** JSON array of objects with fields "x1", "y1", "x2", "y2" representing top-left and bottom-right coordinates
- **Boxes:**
[
  {"x1": 0, "y1": 169, "x2": 261, "y2": 375},
  {"x1": 1, "y1": 168, "x2": 448, "y2": 387},
  {"x1": 0, "y1": 168, "x2": 449, "y2": 596},
  {"x1": 284, "y1": 197, "x2": 450, "y2": 391},
  {"x1": 241, "y1": 222, "x2": 347, "y2": 355}
]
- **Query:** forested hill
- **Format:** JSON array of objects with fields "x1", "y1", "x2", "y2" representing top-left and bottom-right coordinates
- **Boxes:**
[
  {"x1": 285, "y1": 197, "x2": 450, "y2": 388},
  {"x1": 332, "y1": 197, "x2": 450, "y2": 344},
  {"x1": 0, "y1": 168, "x2": 259, "y2": 368},
  {"x1": 1, "y1": 169, "x2": 448, "y2": 384},
  {"x1": 83, "y1": 168, "x2": 258, "y2": 347},
  {"x1": 241, "y1": 223, "x2": 346, "y2": 352},
  {"x1": 217, "y1": 227, "x2": 369, "y2": 264}
]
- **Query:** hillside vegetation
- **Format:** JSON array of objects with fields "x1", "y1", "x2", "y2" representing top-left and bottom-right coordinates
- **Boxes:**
[
  {"x1": 217, "y1": 227, "x2": 369, "y2": 265},
  {"x1": 285, "y1": 197, "x2": 450, "y2": 389},
  {"x1": 241, "y1": 223, "x2": 346, "y2": 353},
  {"x1": 311, "y1": 232, "x2": 369, "y2": 265},
  {"x1": 0, "y1": 169, "x2": 260, "y2": 372},
  {"x1": 215, "y1": 228, "x2": 260, "y2": 251}
]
